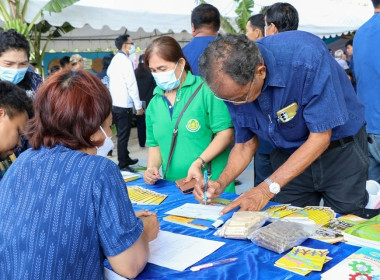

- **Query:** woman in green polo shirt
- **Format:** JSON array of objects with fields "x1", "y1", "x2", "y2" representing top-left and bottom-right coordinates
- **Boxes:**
[{"x1": 143, "y1": 36, "x2": 235, "y2": 193}]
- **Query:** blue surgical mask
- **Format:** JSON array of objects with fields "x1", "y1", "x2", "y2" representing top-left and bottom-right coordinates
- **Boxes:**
[
  {"x1": 96, "y1": 126, "x2": 114, "y2": 157},
  {"x1": 0, "y1": 66, "x2": 27, "y2": 84},
  {"x1": 129, "y1": 45, "x2": 136, "y2": 56},
  {"x1": 152, "y1": 62, "x2": 184, "y2": 91}
]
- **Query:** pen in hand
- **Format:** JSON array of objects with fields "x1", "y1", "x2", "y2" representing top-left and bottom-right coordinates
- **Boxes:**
[
  {"x1": 190, "y1": 257, "x2": 238, "y2": 272},
  {"x1": 203, "y1": 170, "x2": 208, "y2": 205}
]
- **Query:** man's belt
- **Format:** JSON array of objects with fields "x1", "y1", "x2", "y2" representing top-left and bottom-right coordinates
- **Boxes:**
[{"x1": 327, "y1": 136, "x2": 354, "y2": 150}]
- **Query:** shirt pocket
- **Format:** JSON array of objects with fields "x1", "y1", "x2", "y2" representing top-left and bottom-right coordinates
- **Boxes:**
[
  {"x1": 180, "y1": 114, "x2": 207, "y2": 138},
  {"x1": 276, "y1": 109, "x2": 308, "y2": 142}
]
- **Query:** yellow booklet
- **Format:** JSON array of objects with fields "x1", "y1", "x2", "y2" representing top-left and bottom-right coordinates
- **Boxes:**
[
  {"x1": 284, "y1": 206, "x2": 335, "y2": 226},
  {"x1": 275, "y1": 246, "x2": 330, "y2": 276},
  {"x1": 127, "y1": 186, "x2": 167, "y2": 205},
  {"x1": 163, "y1": 215, "x2": 208, "y2": 231}
]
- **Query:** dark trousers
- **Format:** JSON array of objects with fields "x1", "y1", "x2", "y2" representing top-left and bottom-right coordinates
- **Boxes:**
[
  {"x1": 270, "y1": 125, "x2": 376, "y2": 217},
  {"x1": 136, "y1": 115, "x2": 146, "y2": 147},
  {"x1": 112, "y1": 106, "x2": 133, "y2": 169},
  {"x1": 254, "y1": 153, "x2": 273, "y2": 186}
]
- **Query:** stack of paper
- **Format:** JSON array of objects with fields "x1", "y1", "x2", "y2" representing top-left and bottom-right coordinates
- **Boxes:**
[
  {"x1": 148, "y1": 231, "x2": 225, "y2": 271},
  {"x1": 264, "y1": 205, "x2": 336, "y2": 227},
  {"x1": 264, "y1": 205, "x2": 301, "y2": 221},
  {"x1": 164, "y1": 203, "x2": 224, "y2": 228},
  {"x1": 342, "y1": 214, "x2": 380, "y2": 249},
  {"x1": 120, "y1": 170, "x2": 141, "y2": 182},
  {"x1": 321, "y1": 247, "x2": 380, "y2": 279},
  {"x1": 275, "y1": 246, "x2": 331, "y2": 276},
  {"x1": 311, "y1": 214, "x2": 367, "y2": 244},
  {"x1": 127, "y1": 186, "x2": 167, "y2": 205}
]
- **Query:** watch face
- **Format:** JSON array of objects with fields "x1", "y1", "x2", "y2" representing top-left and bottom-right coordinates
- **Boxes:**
[{"x1": 269, "y1": 182, "x2": 281, "y2": 194}]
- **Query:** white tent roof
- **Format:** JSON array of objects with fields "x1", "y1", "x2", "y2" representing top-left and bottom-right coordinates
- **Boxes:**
[
  {"x1": 10, "y1": 0, "x2": 374, "y2": 51},
  {"x1": 24, "y1": 0, "x2": 373, "y2": 35}
]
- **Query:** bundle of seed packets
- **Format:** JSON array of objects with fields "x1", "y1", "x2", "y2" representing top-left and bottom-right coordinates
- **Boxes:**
[
  {"x1": 311, "y1": 214, "x2": 367, "y2": 244},
  {"x1": 264, "y1": 205, "x2": 335, "y2": 226},
  {"x1": 127, "y1": 186, "x2": 167, "y2": 205},
  {"x1": 275, "y1": 246, "x2": 332, "y2": 276}
]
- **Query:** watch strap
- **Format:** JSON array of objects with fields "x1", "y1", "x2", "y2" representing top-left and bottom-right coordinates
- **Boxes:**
[
  {"x1": 196, "y1": 156, "x2": 207, "y2": 169},
  {"x1": 264, "y1": 177, "x2": 273, "y2": 186}
]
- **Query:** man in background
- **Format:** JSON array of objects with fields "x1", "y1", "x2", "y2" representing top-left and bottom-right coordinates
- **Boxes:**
[
  {"x1": 183, "y1": 3, "x2": 220, "y2": 75},
  {"x1": 345, "y1": 39, "x2": 354, "y2": 75},
  {"x1": 60, "y1": 55, "x2": 71, "y2": 71},
  {"x1": 70, "y1": 54, "x2": 85, "y2": 71},
  {"x1": 107, "y1": 34, "x2": 143, "y2": 172},
  {"x1": 334, "y1": 49, "x2": 349, "y2": 70},
  {"x1": 246, "y1": 14, "x2": 265, "y2": 41},
  {"x1": 264, "y1": 2, "x2": 299, "y2": 36},
  {"x1": 353, "y1": 0, "x2": 380, "y2": 183},
  {"x1": 0, "y1": 29, "x2": 42, "y2": 99}
]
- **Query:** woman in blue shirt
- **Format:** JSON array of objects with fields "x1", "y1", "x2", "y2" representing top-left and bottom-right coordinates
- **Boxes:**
[{"x1": 0, "y1": 70, "x2": 159, "y2": 279}]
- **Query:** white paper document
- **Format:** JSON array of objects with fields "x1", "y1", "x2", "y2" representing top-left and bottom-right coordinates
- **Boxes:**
[
  {"x1": 148, "y1": 230, "x2": 225, "y2": 271},
  {"x1": 165, "y1": 203, "x2": 224, "y2": 221}
]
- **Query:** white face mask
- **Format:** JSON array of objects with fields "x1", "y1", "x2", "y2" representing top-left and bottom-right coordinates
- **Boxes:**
[
  {"x1": 151, "y1": 62, "x2": 184, "y2": 91},
  {"x1": 96, "y1": 126, "x2": 114, "y2": 157}
]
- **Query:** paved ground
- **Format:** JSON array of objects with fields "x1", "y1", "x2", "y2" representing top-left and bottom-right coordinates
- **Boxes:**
[{"x1": 109, "y1": 127, "x2": 254, "y2": 195}]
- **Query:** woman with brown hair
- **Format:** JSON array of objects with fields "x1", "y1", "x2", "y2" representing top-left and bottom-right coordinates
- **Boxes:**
[
  {"x1": 0, "y1": 69, "x2": 159, "y2": 279},
  {"x1": 143, "y1": 36, "x2": 235, "y2": 195}
]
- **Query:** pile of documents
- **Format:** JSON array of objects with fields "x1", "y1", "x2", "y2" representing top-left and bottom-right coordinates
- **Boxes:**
[
  {"x1": 311, "y1": 214, "x2": 367, "y2": 244},
  {"x1": 120, "y1": 170, "x2": 141, "y2": 182},
  {"x1": 127, "y1": 186, "x2": 167, "y2": 205},
  {"x1": 164, "y1": 202, "x2": 233, "y2": 230},
  {"x1": 264, "y1": 205, "x2": 336, "y2": 226},
  {"x1": 275, "y1": 246, "x2": 331, "y2": 276},
  {"x1": 342, "y1": 214, "x2": 380, "y2": 249}
]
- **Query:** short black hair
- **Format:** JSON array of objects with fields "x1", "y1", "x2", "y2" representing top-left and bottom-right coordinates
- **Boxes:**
[
  {"x1": 0, "y1": 29, "x2": 30, "y2": 59},
  {"x1": 102, "y1": 55, "x2": 112, "y2": 70},
  {"x1": 372, "y1": 0, "x2": 380, "y2": 8},
  {"x1": 248, "y1": 14, "x2": 265, "y2": 35},
  {"x1": 265, "y1": 2, "x2": 299, "y2": 32},
  {"x1": 191, "y1": 4, "x2": 220, "y2": 32},
  {"x1": 0, "y1": 81, "x2": 33, "y2": 119},
  {"x1": 345, "y1": 39, "x2": 353, "y2": 48},
  {"x1": 115, "y1": 34, "x2": 130, "y2": 50},
  {"x1": 59, "y1": 56, "x2": 71, "y2": 67}
]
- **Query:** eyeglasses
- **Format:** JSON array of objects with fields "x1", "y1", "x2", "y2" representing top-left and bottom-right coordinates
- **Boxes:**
[
  {"x1": 125, "y1": 42, "x2": 134, "y2": 45},
  {"x1": 213, "y1": 78, "x2": 254, "y2": 104}
]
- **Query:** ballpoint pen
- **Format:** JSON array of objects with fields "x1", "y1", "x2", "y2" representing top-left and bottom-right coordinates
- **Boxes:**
[
  {"x1": 190, "y1": 257, "x2": 238, "y2": 272},
  {"x1": 203, "y1": 170, "x2": 208, "y2": 205}
]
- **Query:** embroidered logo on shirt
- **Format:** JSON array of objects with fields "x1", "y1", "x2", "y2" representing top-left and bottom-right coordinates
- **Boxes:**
[{"x1": 186, "y1": 119, "x2": 201, "y2": 132}]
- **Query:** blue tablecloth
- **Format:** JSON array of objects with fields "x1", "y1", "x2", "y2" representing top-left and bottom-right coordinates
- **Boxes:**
[{"x1": 110, "y1": 178, "x2": 360, "y2": 280}]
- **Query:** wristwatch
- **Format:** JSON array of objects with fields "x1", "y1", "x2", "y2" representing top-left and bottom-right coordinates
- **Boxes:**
[{"x1": 264, "y1": 178, "x2": 281, "y2": 194}]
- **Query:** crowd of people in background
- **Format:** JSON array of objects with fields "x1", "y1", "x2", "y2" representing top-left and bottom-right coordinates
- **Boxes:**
[{"x1": 0, "y1": 1, "x2": 380, "y2": 279}]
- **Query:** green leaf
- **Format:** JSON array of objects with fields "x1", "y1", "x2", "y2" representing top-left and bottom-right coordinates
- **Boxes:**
[{"x1": 43, "y1": 0, "x2": 79, "y2": 13}]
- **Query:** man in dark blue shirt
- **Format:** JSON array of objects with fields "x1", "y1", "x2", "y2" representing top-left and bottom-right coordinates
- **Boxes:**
[
  {"x1": 182, "y1": 3, "x2": 220, "y2": 76},
  {"x1": 196, "y1": 32, "x2": 379, "y2": 218}
]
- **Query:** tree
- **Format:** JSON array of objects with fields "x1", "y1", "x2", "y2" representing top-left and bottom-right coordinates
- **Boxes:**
[
  {"x1": 0, "y1": 0, "x2": 78, "y2": 75},
  {"x1": 196, "y1": 0, "x2": 255, "y2": 34}
]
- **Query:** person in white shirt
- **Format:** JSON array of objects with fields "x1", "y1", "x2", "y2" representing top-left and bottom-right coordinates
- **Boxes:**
[
  {"x1": 334, "y1": 49, "x2": 349, "y2": 70},
  {"x1": 107, "y1": 34, "x2": 144, "y2": 171}
]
